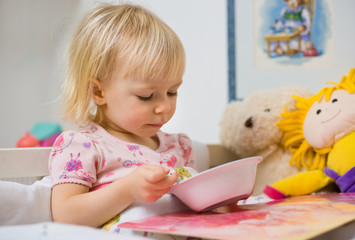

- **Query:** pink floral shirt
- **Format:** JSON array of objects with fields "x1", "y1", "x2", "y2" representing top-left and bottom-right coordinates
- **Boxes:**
[{"x1": 49, "y1": 123, "x2": 195, "y2": 190}]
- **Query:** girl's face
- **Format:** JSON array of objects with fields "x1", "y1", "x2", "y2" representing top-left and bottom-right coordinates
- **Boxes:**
[{"x1": 94, "y1": 74, "x2": 182, "y2": 139}]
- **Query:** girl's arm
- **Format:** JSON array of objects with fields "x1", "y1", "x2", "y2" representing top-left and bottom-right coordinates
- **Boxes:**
[{"x1": 51, "y1": 165, "x2": 178, "y2": 227}]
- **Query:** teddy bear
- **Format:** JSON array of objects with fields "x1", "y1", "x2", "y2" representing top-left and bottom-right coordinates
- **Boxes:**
[
  {"x1": 264, "y1": 68, "x2": 355, "y2": 198},
  {"x1": 220, "y1": 85, "x2": 312, "y2": 195}
]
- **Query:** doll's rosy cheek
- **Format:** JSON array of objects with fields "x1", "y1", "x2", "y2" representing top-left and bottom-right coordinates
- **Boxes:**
[{"x1": 303, "y1": 101, "x2": 337, "y2": 149}]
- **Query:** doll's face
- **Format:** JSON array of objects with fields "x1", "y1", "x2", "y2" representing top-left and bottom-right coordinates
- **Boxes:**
[{"x1": 303, "y1": 90, "x2": 355, "y2": 149}]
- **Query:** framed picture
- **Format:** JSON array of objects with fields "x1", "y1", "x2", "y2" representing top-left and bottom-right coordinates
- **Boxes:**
[
  {"x1": 254, "y1": 0, "x2": 334, "y2": 69},
  {"x1": 234, "y1": 0, "x2": 355, "y2": 100}
]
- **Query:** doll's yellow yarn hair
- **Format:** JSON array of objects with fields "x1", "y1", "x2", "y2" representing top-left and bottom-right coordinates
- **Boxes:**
[{"x1": 277, "y1": 68, "x2": 355, "y2": 170}]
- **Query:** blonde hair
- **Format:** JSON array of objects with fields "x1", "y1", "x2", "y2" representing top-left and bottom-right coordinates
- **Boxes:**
[
  {"x1": 61, "y1": 3, "x2": 186, "y2": 126},
  {"x1": 277, "y1": 68, "x2": 355, "y2": 170}
]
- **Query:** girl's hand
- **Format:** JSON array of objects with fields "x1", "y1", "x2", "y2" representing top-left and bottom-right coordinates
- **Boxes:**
[
  {"x1": 51, "y1": 165, "x2": 178, "y2": 226},
  {"x1": 125, "y1": 165, "x2": 178, "y2": 202}
]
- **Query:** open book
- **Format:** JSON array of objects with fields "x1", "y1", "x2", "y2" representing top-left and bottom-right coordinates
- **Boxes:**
[{"x1": 119, "y1": 193, "x2": 355, "y2": 240}]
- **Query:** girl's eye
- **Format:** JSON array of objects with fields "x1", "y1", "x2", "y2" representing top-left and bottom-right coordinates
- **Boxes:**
[
  {"x1": 168, "y1": 92, "x2": 177, "y2": 97},
  {"x1": 137, "y1": 95, "x2": 153, "y2": 101},
  {"x1": 332, "y1": 98, "x2": 338, "y2": 103}
]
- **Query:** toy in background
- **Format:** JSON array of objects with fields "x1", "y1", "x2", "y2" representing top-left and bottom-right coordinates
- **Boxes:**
[
  {"x1": 270, "y1": 0, "x2": 316, "y2": 56},
  {"x1": 220, "y1": 85, "x2": 312, "y2": 195},
  {"x1": 17, "y1": 122, "x2": 62, "y2": 148},
  {"x1": 303, "y1": 41, "x2": 318, "y2": 57},
  {"x1": 264, "y1": 68, "x2": 355, "y2": 199}
]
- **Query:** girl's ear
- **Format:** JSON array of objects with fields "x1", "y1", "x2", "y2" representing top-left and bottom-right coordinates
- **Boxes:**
[{"x1": 92, "y1": 79, "x2": 106, "y2": 106}]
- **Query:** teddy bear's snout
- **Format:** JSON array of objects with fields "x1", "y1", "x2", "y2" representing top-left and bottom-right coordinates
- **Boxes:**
[{"x1": 245, "y1": 117, "x2": 253, "y2": 128}]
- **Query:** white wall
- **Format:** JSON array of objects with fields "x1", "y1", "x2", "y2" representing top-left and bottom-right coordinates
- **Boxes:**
[
  {"x1": 0, "y1": 0, "x2": 82, "y2": 148},
  {"x1": 0, "y1": 0, "x2": 228, "y2": 147}
]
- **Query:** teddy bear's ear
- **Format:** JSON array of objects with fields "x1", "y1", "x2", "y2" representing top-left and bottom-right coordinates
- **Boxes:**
[
  {"x1": 281, "y1": 85, "x2": 313, "y2": 112},
  {"x1": 224, "y1": 101, "x2": 242, "y2": 113},
  {"x1": 220, "y1": 101, "x2": 242, "y2": 149},
  {"x1": 220, "y1": 101, "x2": 242, "y2": 125}
]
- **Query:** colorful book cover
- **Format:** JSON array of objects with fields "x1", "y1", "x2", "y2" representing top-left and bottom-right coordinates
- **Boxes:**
[{"x1": 118, "y1": 193, "x2": 355, "y2": 240}]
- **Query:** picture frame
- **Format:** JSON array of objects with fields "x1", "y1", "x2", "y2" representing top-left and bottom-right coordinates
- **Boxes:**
[
  {"x1": 254, "y1": 0, "x2": 334, "y2": 69},
  {"x1": 233, "y1": 0, "x2": 355, "y2": 100}
]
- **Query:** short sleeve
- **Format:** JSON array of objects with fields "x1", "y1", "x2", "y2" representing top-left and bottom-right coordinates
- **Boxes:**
[
  {"x1": 49, "y1": 130, "x2": 99, "y2": 188},
  {"x1": 178, "y1": 133, "x2": 196, "y2": 169}
]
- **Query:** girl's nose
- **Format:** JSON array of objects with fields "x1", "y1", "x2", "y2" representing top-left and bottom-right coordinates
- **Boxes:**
[{"x1": 155, "y1": 97, "x2": 171, "y2": 114}]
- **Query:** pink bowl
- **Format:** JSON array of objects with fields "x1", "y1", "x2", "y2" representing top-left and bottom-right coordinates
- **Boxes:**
[{"x1": 169, "y1": 156, "x2": 263, "y2": 212}]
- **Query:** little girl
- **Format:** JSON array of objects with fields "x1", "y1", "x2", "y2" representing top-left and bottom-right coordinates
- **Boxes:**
[{"x1": 49, "y1": 3, "x2": 195, "y2": 230}]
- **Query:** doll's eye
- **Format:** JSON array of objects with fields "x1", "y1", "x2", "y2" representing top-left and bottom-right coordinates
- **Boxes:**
[
  {"x1": 264, "y1": 108, "x2": 271, "y2": 112},
  {"x1": 332, "y1": 98, "x2": 338, "y2": 103},
  {"x1": 316, "y1": 109, "x2": 321, "y2": 115}
]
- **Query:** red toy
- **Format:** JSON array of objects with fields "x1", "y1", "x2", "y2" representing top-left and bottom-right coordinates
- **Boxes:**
[
  {"x1": 17, "y1": 122, "x2": 62, "y2": 148},
  {"x1": 303, "y1": 41, "x2": 318, "y2": 57}
]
